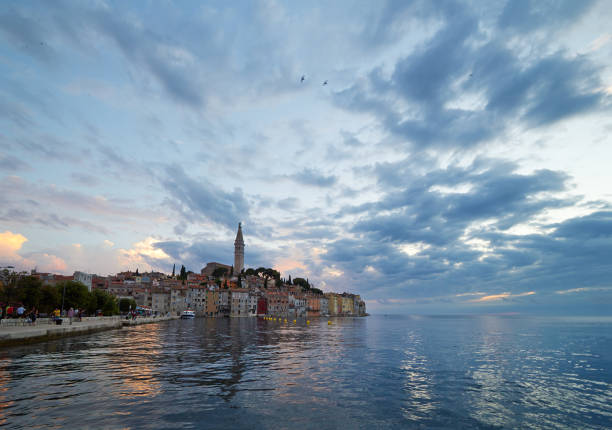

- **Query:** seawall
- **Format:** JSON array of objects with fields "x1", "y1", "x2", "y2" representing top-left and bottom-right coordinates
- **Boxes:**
[{"x1": 0, "y1": 315, "x2": 179, "y2": 348}]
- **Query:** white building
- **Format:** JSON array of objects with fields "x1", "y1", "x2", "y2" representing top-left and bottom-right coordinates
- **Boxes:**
[
  {"x1": 319, "y1": 297, "x2": 329, "y2": 316},
  {"x1": 74, "y1": 271, "x2": 94, "y2": 292}
]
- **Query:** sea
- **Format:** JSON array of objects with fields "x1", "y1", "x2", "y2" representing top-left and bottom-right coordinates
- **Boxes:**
[{"x1": 1, "y1": 315, "x2": 611, "y2": 429}]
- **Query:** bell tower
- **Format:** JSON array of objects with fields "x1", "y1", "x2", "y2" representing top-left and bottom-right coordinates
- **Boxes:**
[{"x1": 234, "y1": 222, "x2": 244, "y2": 275}]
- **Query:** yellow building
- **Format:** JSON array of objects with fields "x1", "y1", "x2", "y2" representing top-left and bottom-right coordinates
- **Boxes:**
[
  {"x1": 341, "y1": 295, "x2": 354, "y2": 315},
  {"x1": 325, "y1": 293, "x2": 341, "y2": 316}
]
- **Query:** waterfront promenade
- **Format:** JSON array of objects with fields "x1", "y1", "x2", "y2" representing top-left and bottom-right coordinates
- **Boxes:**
[{"x1": 0, "y1": 315, "x2": 178, "y2": 347}]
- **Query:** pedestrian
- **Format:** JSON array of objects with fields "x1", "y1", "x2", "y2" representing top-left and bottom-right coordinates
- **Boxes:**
[
  {"x1": 29, "y1": 308, "x2": 37, "y2": 324},
  {"x1": 17, "y1": 304, "x2": 25, "y2": 318},
  {"x1": 68, "y1": 307, "x2": 74, "y2": 319},
  {"x1": 53, "y1": 307, "x2": 60, "y2": 320},
  {"x1": 78, "y1": 309, "x2": 82, "y2": 321}
]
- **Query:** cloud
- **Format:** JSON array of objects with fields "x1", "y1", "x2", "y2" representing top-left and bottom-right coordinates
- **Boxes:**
[
  {"x1": 470, "y1": 291, "x2": 535, "y2": 302},
  {"x1": 288, "y1": 168, "x2": 338, "y2": 187},
  {"x1": 160, "y1": 164, "x2": 249, "y2": 230},
  {"x1": 0, "y1": 153, "x2": 29, "y2": 172},
  {"x1": 0, "y1": 230, "x2": 28, "y2": 262},
  {"x1": 498, "y1": 0, "x2": 596, "y2": 33},
  {"x1": 333, "y1": 1, "x2": 607, "y2": 150}
]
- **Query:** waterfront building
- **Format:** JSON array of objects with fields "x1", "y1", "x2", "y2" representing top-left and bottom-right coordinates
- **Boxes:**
[
  {"x1": 326, "y1": 293, "x2": 340, "y2": 316},
  {"x1": 319, "y1": 296, "x2": 329, "y2": 316},
  {"x1": 234, "y1": 223, "x2": 245, "y2": 275},
  {"x1": 230, "y1": 288, "x2": 249, "y2": 317},
  {"x1": 170, "y1": 286, "x2": 188, "y2": 315},
  {"x1": 266, "y1": 290, "x2": 288, "y2": 317},
  {"x1": 248, "y1": 293, "x2": 258, "y2": 317},
  {"x1": 205, "y1": 288, "x2": 219, "y2": 317},
  {"x1": 152, "y1": 291, "x2": 171, "y2": 315},
  {"x1": 256, "y1": 297, "x2": 267, "y2": 316},
  {"x1": 341, "y1": 295, "x2": 354, "y2": 316},
  {"x1": 218, "y1": 290, "x2": 230, "y2": 317},
  {"x1": 289, "y1": 294, "x2": 307, "y2": 318},
  {"x1": 306, "y1": 295, "x2": 321, "y2": 317},
  {"x1": 187, "y1": 285, "x2": 208, "y2": 316}
]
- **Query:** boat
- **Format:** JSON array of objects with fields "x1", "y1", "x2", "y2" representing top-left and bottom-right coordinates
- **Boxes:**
[{"x1": 181, "y1": 310, "x2": 196, "y2": 319}]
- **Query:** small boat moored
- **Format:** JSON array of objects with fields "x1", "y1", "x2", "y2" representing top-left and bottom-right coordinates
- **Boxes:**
[{"x1": 181, "y1": 310, "x2": 196, "y2": 319}]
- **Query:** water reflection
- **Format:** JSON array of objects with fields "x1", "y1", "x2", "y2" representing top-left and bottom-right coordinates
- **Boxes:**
[{"x1": 1, "y1": 316, "x2": 611, "y2": 429}]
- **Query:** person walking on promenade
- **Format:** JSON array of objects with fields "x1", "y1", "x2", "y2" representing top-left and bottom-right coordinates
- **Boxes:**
[
  {"x1": 29, "y1": 308, "x2": 38, "y2": 324},
  {"x1": 53, "y1": 307, "x2": 60, "y2": 321},
  {"x1": 17, "y1": 304, "x2": 25, "y2": 318}
]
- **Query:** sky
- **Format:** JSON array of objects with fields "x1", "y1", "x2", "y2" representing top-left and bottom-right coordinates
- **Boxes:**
[{"x1": 1, "y1": 0, "x2": 611, "y2": 314}]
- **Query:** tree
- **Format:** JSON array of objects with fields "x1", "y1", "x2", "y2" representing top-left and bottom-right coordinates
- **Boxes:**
[
  {"x1": 288, "y1": 275, "x2": 292, "y2": 285},
  {"x1": 264, "y1": 278, "x2": 268, "y2": 289},
  {"x1": 56, "y1": 280, "x2": 90, "y2": 310},
  {"x1": 17, "y1": 276, "x2": 43, "y2": 309},
  {"x1": 135, "y1": 268, "x2": 139, "y2": 276},
  {"x1": 237, "y1": 276, "x2": 242, "y2": 288},
  {"x1": 0, "y1": 269, "x2": 21, "y2": 304},
  {"x1": 88, "y1": 289, "x2": 119, "y2": 315},
  {"x1": 212, "y1": 267, "x2": 228, "y2": 278},
  {"x1": 179, "y1": 265, "x2": 187, "y2": 281},
  {"x1": 119, "y1": 298, "x2": 137, "y2": 313},
  {"x1": 245, "y1": 268, "x2": 256, "y2": 276},
  {"x1": 172, "y1": 263, "x2": 176, "y2": 277},
  {"x1": 230, "y1": 266, "x2": 234, "y2": 276},
  {"x1": 293, "y1": 278, "x2": 309, "y2": 289},
  {"x1": 39, "y1": 285, "x2": 60, "y2": 314}
]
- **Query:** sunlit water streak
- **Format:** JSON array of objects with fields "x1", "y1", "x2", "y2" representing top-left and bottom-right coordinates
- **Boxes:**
[{"x1": 1, "y1": 315, "x2": 611, "y2": 429}]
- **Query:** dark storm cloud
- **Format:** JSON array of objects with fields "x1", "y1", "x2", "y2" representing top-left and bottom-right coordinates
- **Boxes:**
[
  {"x1": 160, "y1": 164, "x2": 249, "y2": 230},
  {"x1": 288, "y1": 168, "x2": 338, "y2": 187},
  {"x1": 333, "y1": 0, "x2": 606, "y2": 150}
]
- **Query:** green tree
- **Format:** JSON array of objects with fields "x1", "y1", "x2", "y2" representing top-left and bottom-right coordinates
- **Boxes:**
[
  {"x1": 288, "y1": 275, "x2": 292, "y2": 285},
  {"x1": 293, "y1": 278, "x2": 309, "y2": 289},
  {"x1": 119, "y1": 298, "x2": 137, "y2": 312},
  {"x1": 88, "y1": 289, "x2": 119, "y2": 315},
  {"x1": 179, "y1": 265, "x2": 187, "y2": 280},
  {"x1": 56, "y1": 280, "x2": 90, "y2": 310},
  {"x1": 0, "y1": 269, "x2": 21, "y2": 304},
  {"x1": 212, "y1": 267, "x2": 228, "y2": 278},
  {"x1": 172, "y1": 263, "x2": 176, "y2": 277},
  {"x1": 237, "y1": 276, "x2": 242, "y2": 288},
  {"x1": 39, "y1": 285, "x2": 60, "y2": 314},
  {"x1": 17, "y1": 276, "x2": 43, "y2": 309}
]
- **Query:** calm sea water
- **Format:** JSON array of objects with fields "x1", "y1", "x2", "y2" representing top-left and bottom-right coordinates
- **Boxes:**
[{"x1": 1, "y1": 315, "x2": 611, "y2": 429}]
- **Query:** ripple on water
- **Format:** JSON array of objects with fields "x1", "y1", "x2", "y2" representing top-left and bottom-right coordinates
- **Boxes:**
[{"x1": 0, "y1": 316, "x2": 611, "y2": 429}]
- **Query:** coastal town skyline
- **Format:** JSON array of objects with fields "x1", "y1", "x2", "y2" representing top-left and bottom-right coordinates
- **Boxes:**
[{"x1": 2, "y1": 1, "x2": 612, "y2": 314}]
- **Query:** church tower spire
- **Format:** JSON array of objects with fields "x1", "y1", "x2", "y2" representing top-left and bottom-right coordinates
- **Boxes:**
[{"x1": 234, "y1": 222, "x2": 244, "y2": 275}]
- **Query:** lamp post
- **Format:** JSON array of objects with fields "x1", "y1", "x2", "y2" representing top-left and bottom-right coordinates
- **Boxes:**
[{"x1": 61, "y1": 283, "x2": 66, "y2": 317}]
